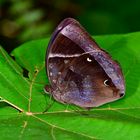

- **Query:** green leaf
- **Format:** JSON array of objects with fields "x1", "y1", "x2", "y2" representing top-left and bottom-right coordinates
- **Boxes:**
[{"x1": 0, "y1": 32, "x2": 140, "y2": 139}]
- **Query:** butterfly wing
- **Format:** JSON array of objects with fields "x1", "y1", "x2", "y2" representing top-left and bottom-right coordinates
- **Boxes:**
[{"x1": 45, "y1": 18, "x2": 125, "y2": 108}]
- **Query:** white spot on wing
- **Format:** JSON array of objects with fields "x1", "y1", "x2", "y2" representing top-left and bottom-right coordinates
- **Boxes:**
[
  {"x1": 58, "y1": 72, "x2": 61, "y2": 75},
  {"x1": 87, "y1": 57, "x2": 92, "y2": 62},
  {"x1": 104, "y1": 79, "x2": 109, "y2": 86},
  {"x1": 64, "y1": 60, "x2": 69, "y2": 64},
  {"x1": 50, "y1": 72, "x2": 52, "y2": 76}
]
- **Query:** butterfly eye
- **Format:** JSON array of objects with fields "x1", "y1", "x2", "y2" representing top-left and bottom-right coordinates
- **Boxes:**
[
  {"x1": 86, "y1": 57, "x2": 92, "y2": 62},
  {"x1": 104, "y1": 79, "x2": 110, "y2": 86}
]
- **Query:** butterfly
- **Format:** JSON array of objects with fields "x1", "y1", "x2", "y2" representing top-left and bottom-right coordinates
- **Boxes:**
[{"x1": 44, "y1": 18, "x2": 125, "y2": 109}]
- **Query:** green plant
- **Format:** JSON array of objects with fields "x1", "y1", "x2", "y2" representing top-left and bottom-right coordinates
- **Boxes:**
[{"x1": 0, "y1": 32, "x2": 140, "y2": 139}]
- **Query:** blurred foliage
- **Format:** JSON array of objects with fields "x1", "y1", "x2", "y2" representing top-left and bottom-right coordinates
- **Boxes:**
[{"x1": 0, "y1": 0, "x2": 140, "y2": 52}]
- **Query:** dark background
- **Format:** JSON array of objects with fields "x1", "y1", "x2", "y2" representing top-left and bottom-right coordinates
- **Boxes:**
[{"x1": 0, "y1": 0, "x2": 140, "y2": 53}]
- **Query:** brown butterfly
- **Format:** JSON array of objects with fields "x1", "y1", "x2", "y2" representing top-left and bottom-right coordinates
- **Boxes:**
[{"x1": 44, "y1": 18, "x2": 125, "y2": 109}]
